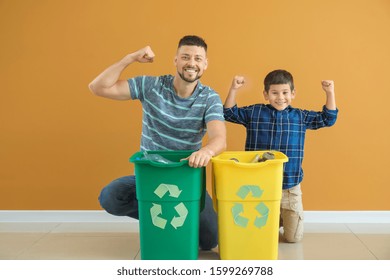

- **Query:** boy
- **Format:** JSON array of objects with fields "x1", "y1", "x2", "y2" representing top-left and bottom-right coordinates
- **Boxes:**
[{"x1": 224, "y1": 70, "x2": 338, "y2": 242}]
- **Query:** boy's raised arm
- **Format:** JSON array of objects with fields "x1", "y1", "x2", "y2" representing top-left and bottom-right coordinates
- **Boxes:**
[
  {"x1": 321, "y1": 80, "x2": 337, "y2": 110},
  {"x1": 224, "y1": 75, "x2": 245, "y2": 108}
]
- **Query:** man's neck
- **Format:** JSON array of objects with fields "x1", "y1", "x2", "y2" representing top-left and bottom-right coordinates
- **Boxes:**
[{"x1": 173, "y1": 76, "x2": 198, "y2": 99}]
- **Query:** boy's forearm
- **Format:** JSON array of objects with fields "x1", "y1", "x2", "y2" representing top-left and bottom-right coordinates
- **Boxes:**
[
  {"x1": 224, "y1": 89, "x2": 238, "y2": 108},
  {"x1": 325, "y1": 92, "x2": 337, "y2": 110},
  {"x1": 321, "y1": 80, "x2": 336, "y2": 110}
]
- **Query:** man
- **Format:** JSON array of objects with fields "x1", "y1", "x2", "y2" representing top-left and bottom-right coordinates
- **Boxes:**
[{"x1": 88, "y1": 35, "x2": 226, "y2": 250}]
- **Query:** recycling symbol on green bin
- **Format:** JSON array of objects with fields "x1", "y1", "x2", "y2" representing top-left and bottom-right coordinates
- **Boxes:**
[
  {"x1": 231, "y1": 185, "x2": 269, "y2": 229},
  {"x1": 150, "y1": 184, "x2": 188, "y2": 230}
]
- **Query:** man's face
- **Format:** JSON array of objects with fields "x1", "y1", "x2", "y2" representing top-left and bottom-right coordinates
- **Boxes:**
[
  {"x1": 175, "y1": 45, "x2": 208, "y2": 83},
  {"x1": 263, "y1": 84, "x2": 295, "y2": 111}
]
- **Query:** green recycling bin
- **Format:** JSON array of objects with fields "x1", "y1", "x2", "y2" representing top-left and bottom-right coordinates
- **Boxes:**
[{"x1": 130, "y1": 150, "x2": 205, "y2": 260}]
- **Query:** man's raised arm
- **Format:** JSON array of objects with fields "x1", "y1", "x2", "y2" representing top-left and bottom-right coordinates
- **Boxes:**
[{"x1": 88, "y1": 46, "x2": 155, "y2": 100}]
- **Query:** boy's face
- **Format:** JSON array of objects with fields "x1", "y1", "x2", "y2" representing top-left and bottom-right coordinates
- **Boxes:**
[
  {"x1": 174, "y1": 45, "x2": 208, "y2": 83},
  {"x1": 263, "y1": 84, "x2": 295, "y2": 111}
]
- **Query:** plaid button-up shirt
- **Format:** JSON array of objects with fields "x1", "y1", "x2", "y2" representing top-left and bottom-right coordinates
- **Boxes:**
[{"x1": 224, "y1": 104, "x2": 338, "y2": 189}]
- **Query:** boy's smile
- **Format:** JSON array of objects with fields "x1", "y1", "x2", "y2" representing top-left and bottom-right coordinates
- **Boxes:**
[{"x1": 263, "y1": 84, "x2": 295, "y2": 111}]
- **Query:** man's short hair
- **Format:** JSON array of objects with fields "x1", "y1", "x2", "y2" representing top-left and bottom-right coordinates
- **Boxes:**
[{"x1": 178, "y1": 35, "x2": 207, "y2": 52}]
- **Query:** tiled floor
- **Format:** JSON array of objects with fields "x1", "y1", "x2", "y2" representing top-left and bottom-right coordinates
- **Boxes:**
[{"x1": 0, "y1": 222, "x2": 389, "y2": 260}]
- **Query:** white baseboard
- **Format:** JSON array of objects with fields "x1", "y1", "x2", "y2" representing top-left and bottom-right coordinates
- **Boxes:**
[
  {"x1": 303, "y1": 211, "x2": 390, "y2": 223},
  {"x1": 0, "y1": 210, "x2": 136, "y2": 223},
  {"x1": 0, "y1": 210, "x2": 389, "y2": 223}
]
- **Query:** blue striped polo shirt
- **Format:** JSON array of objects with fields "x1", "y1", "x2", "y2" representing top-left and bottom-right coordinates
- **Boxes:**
[{"x1": 128, "y1": 75, "x2": 224, "y2": 151}]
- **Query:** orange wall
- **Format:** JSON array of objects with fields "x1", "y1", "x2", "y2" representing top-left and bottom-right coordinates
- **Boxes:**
[{"x1": 1, "y1": 0, "x2": 389, "y2": 210}]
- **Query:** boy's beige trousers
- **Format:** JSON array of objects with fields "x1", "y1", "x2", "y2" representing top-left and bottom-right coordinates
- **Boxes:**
[{"x1": 280, "y1": 184, "x2": 304, "y2": 243}]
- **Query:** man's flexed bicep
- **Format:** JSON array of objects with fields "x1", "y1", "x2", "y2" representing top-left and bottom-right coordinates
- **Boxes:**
[
  {"x1": 88, "y1": 46, "x2": 155, "y2": 100},
  {"x1": 89, "y1": 79, "x2": 131, "y2": 100}
]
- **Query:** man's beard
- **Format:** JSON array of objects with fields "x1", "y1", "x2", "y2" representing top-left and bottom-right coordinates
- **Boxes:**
[{"x1": 178, "y1": 70, "x2": 202, "y2": 83}]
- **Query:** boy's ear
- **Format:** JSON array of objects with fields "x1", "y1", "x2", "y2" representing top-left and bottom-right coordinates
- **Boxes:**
[
  {"x1": 291, "y1": 89, "x2": 296, "y2": 99},
  {"x1": 263, "y1": 90, "x2": 269, "y2": 100}
]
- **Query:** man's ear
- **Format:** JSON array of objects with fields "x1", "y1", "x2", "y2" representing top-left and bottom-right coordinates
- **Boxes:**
[{"x1": 292, "y1": 89, "x2": 296, "y2": 99}]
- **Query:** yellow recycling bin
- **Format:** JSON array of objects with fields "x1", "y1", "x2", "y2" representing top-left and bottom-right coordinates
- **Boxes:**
[{"x1": 211, "y1": 151, "x2": 288, "y2": 260}]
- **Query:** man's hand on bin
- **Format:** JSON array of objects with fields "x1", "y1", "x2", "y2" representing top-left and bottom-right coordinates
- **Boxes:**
[{"x1": 182, "y1": 148, "x2": 215, "y2": 168}]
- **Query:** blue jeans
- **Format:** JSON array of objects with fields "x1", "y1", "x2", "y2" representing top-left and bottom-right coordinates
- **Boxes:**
[{"x1": 98, "y1": 175, "x2": 218, "y2": 250}]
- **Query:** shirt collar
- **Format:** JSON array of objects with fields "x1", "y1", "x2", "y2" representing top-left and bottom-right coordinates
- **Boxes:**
[
  {"x1": 266, "y1": 104, "x2": 293, "y2": 112},
  {"x1": 169, "y1": 75, "x2": 203, "y2": 98}
]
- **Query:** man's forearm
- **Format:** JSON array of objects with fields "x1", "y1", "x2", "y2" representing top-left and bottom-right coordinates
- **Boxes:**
[
  {"x1": 202, "y1": 135, "x2": 226, "y2": 157},
  {"x1": 202, "y1": 120, "x2": 227, "y2": 156}
]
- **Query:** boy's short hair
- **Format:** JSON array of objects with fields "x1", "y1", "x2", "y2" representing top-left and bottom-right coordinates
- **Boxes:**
[
  {"x1": 178, "y1": 35, "x2": 207, "y2": 52},
  {"x1": 264, "y1": 69, "x2": 294, "y2": 92}
]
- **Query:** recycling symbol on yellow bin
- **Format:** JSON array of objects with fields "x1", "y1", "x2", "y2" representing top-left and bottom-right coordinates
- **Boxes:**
[
  {"x1": 150, "y1": 184, "x2": 188, "y2": 230},
  {"x1": 231, "y1": 185, "x2": 269, "y2": 229}
]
